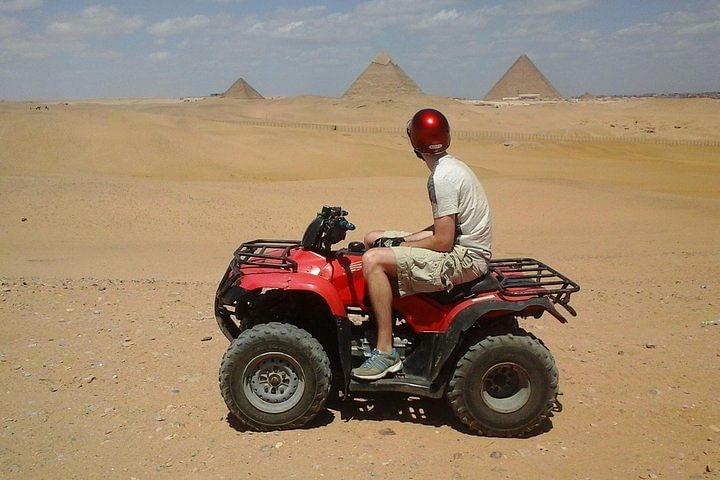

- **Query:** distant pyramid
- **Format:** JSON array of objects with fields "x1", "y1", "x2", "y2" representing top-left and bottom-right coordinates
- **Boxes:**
[
  {"x1": 344, "y1": 51, "x2": 423, "y2": 99},
  {"x1": 484, "y1": 54, "x2": 561, "y2": 101},
  {"x1": 222, "y1": 77, "x2": 264, "y2": 99}
]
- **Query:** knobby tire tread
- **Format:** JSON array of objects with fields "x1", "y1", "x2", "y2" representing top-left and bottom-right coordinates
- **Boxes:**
[
  {"x1": 447, "y1": 330, "x2": 558, "y2": 437},
  {"x1": 219, "y1": 322, "x2": 331, "y2": 431}
]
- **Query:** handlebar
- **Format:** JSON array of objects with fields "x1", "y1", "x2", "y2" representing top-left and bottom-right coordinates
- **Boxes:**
[
  {"x1": 338, "y1": 219, "x2": 355, "y2": 231},
  {"x1": 303, "y1": 205, "x2": 356, "y2": 253}
]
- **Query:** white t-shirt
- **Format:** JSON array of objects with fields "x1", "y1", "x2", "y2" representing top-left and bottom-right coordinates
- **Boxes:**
[{"x1": 427, "y1": 154, "x2": 492, "y2": 261}]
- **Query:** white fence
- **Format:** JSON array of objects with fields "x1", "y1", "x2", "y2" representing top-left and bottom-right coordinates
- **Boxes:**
[{"x1": 234, "y1": 119, "x2": 720, "y2": 147}]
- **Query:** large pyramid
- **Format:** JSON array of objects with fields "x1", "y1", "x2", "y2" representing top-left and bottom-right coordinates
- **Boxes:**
[
  {"x1": 344, "y1": 51, "x2": 423, "y2": 99},
  {"x1": 222, "y1": 77, "x2": 264, "y2": 99},
  {"x1": 484, "y1": 54, "x2": 561, "y2": 101}
]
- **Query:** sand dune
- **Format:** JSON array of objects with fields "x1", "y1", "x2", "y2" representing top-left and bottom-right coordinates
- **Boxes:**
[{"x1": 0, "y1": 96, "x2": 719, "y2": 479}]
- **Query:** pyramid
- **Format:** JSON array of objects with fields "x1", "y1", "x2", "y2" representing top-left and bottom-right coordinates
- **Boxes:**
[
  {"x1": 344, "y1": 51, "x2": 423, "y2": 99},
  {"x1": 484, "y1": 54, "x2": 561, "y2": 101},
  {"x1": 222, "y1": 77, "x2": 264, "y2": 99}
]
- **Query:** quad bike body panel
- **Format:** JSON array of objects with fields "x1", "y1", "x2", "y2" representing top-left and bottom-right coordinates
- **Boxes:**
[{"x1": 215, "y1": 206, "x2": 580, "y2": 436}]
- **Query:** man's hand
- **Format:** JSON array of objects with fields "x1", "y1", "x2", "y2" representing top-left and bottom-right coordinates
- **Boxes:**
[{"x1": 372, "y1": 237, "x2": 405, "y2": 248}]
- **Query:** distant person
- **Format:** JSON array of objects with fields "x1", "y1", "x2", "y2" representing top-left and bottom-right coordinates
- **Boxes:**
[{"x1": 352, "y1": 108, "x2": 493, "y2": 381}]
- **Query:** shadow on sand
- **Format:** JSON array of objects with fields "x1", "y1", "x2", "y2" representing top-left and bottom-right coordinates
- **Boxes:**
[
  {"x1": 226, "y1": 392, "x2": 554, "y2": 437},
  {"x1": 329, "y1": 393, "x2": 553, "y2": 437}
]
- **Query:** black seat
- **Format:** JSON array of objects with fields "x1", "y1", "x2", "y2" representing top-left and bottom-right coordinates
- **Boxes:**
[{"x1": 423, "y1": 274, "x2": 500, "y2": 305}]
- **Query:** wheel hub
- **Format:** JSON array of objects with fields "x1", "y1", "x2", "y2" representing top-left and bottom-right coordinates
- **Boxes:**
[
  {"x1": 242, "y1": 352, "x2": 306, "y2": 414},
  {"x1": 481, "y1": 362, "x2": 531, "y2": 414}
]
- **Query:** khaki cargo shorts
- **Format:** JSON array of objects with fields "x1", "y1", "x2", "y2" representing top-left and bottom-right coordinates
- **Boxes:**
[{"x1": 383, "y1": 230, "x2": 489, "y2": 297}]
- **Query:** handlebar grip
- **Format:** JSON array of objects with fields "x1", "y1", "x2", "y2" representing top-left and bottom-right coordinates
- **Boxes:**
[{"x1": 339, "y1": 220, "x2": 355, "y2": 231}]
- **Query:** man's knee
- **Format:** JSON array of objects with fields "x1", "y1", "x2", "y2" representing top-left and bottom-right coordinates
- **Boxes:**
[
  {"x1": 364, "y1": 230, "x2": 385, "y2": 247},
  {"x1": 362, "y1": 248, "x2": 381, "y2": 271},
  {"x1": 362, "y1": 248, "x2": 397, "y2": 275}
]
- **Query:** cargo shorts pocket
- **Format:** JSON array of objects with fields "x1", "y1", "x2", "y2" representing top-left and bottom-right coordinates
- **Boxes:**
[
  {"x1": 393, "y1": 247, "x2": 445, "y2": 297},
  {"x1": 436, "y1": 252, "x2": 462, "y2": 291},
  {"x1": 436, "y1": 246, "x2": 480, "y2": 291}
]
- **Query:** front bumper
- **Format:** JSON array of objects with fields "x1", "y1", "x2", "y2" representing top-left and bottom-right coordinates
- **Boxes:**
[{"x1": 214, "y1": 265, "x2": 254, "y2": 341}]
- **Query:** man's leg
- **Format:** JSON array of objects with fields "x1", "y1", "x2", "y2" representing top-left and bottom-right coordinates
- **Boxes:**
[
  {"x1": 361, "y1": 247, "x2": 397, "y2": 352},
  {"x1": 351, "y1": 247, "x2": 403, "y2": 380}
]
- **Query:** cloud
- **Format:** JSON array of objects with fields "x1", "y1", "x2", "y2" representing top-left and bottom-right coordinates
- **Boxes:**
[
  {"x1": 660, "y1": 4, "x2": 720, "y2": 35},
  {"x1": 79, "y1": 49, "x2": 123, "y2": 60},
  {"x1": 0, "y1": 34, "x2": 86, "y2": 59},
  {"x1": 0, "y1": 0, "x2": 42, "y2": 12},
  {"x1": 616, "y1": 22, "x2": 662, "y2": 36},
  {"x1": 413, "y1": 9, "x2": 460, "y2": 28},
  {"x1": 147, "y1": 51, "x2": 170, "y2": 62},
  {"x1": 411, "y1": 8, "x2": 487, "y2": 31},
  {"x1": 514, "y1": 0, "x2": 597, "y2": 15},
  {"x1": 675, "y1": 19, "x2": 720, "y2": 35},
  {"x1": 615, "y1": 5, "x2": 720, "y2": 37},
  {"x1": 0, "y1": 14, "x2": 21, "y2": 36},
  {"x1": 244, "y1": 6, "x2": 359, "y2": 41},
  {"x1": 493, "y1": 15, "x2": 562, "y2": 40},
  {"x1": 276, "y1": 20, "x2": 303, "y2": 34},
  {"x1": 47, "y1": 5, "x2": 143, "y2": 37},
  {"x1": 351, "y1": 0, "x2": 446, "y2": 29},
  {"x1": 148, "y1": 15, "x2": 212, "y2": 36},
  {"x1": 1, "y1": 5, "x2": 142, "y2": 61},
  {"x1": 239, "y1": 2, "x2": 477, "y2": 43}
]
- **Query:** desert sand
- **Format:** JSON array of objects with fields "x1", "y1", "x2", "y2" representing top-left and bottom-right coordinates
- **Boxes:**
[{"x1": 1, "y1": 95, "x2": 719, "y2": 479}]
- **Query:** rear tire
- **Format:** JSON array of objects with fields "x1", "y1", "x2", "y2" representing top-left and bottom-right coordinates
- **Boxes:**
[
  {"x1": 219, "y1": 322, "x2": 331, "y2": 431},
  {"x1": 447, "y1": 331, "x2": 558, "y2": 437}
]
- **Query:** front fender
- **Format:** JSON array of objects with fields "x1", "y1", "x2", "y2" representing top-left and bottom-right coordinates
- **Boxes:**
[{"x1": 238, "y1": 272, "x2": 347, "y2": 318}]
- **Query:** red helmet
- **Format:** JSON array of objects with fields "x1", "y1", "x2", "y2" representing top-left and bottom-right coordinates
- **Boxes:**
[{"x1": 406, "y1": 108, "x2": 450, "y2": 156}]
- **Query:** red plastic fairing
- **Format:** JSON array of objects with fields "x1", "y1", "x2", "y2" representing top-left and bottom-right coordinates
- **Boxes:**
[
  {"x1": 329, "y1": 253, "x2": 367, "y2": 307},
  {"x1": 238, "y1": 272, "x2": 346, "y2": 318},
  {"x1": 393, "y1": 295, "x2": 454, "y2": 333},
  {"x1": 394, "y1": 292, "x2": 502, "y2": 333},
  {"x1": 438, "y1": 293, "x2": 503, "y2": 331}
]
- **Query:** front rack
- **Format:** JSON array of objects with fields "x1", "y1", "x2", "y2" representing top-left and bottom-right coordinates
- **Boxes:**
[
  {"x1": 232, "y1": 239, "x2": 301, "y2": 273},
  {"x1": 489, "y1": 258, "x2": 580, "y2": 315}
]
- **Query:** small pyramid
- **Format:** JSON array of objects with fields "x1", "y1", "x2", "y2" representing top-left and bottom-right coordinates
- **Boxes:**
[
  {"x1": 222, "y1": 77, "x2": 264, "y2": 99},
  {"x1": 344, "y1": 51, "x2": 423, "y2": 99},
  {"x1": 484, "y1": 54, "x2": 561, "y2": 101}
]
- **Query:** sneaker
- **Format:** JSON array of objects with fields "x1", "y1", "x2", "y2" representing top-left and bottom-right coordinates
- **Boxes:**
[{"x1": 351, "y1": 349, "x2": 402, "y2": 381}]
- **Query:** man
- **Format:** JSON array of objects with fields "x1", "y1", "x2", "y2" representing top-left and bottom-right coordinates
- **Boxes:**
[{"x1": 351, "y1": 108, "x2": 492, "y2": 381}]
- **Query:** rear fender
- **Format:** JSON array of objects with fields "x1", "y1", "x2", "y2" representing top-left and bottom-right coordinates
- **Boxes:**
[
  {"x1": 429, "y1": 296, "x2": 567, "y2": 384},
  {"x1": 440, "y1": 295, "x2": 568, "y2": 331},
  {"x1": 238, "y1": 272, "x2": 346, "y2": 317}
]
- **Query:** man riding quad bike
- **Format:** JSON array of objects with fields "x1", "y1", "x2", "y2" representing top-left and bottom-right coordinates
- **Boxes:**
[{"x1": 214, "y1": 206, "x2": 580, "y2": 437}]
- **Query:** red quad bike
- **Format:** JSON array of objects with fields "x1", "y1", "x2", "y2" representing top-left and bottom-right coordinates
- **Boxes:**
[{"x1": 215, "y1": 206, "x2": 580, "y2": 437}]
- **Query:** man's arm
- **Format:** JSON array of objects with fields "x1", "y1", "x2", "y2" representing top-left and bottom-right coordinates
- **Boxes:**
[
  {"x1": 400, "y1": 215, "x2": 456, "y2": 252},
  {"x1": 403, "y1": 225, "x2": 434, "y2": 242}
]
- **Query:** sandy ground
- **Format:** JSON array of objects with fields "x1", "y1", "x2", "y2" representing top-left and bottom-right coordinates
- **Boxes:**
[{"x1": 1, "y1": 96, "x2": 719, "y2": 479}]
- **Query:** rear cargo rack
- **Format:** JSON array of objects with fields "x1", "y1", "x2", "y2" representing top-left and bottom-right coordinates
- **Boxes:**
[
  {"x1": 489, "y1": 258, "x2": 580, "y2": 315},
  {"x1": 232, "y1": 239, "x2": 301, "y2": 272}
]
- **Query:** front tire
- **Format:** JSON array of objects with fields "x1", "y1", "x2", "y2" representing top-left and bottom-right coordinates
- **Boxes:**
[
  {"x1": 219, "y1": 322, "x2": 331, "y2": 431},
  {"x1": 447, "y1": 331, "x2": 558, "y2": 437}
]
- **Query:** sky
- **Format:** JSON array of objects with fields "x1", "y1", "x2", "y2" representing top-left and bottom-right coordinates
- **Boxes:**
[{"x1": 1, "y1": 0, "x2": 719, "y2": 100}]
